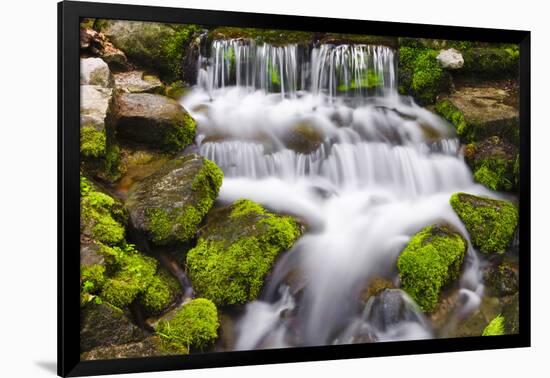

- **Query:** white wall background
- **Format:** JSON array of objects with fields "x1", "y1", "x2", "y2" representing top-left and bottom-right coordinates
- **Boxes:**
[{"x1": 0, "y1": 0, "x2": 546, "y2": 376}]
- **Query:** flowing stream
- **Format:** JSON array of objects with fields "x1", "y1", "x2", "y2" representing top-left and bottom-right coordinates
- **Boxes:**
[{"x1": 182, "y1": 38, "x2": 498, "y2": 349}]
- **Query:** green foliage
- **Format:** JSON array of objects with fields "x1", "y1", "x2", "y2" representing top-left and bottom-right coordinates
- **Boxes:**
[
  {"x1": 157, "y1": 298, "x2": 219, "y2": 352},
  {"x1": 81, "y1": 126, "x2": 106, "y2": 158},
  {"x1": 450, "y1": 193, "x2": 518, "y2": 254},
  {"x1": 80, "y1": 264, "x2": 107, "y2": 307},
  {"x1": 104, "y1": 144, "x2": 121, "y2": 181},
  {"x1": 397, "y1": 224, "x2": 466, "y2": 312},
  {"x1": 187, "y1": 199, "x2": 301, "y2": 306},
  {"x1": 482, "y1": 314, "x2": 506, "y2": 336},
  {"x1": 139, "y1": 269, "x2": 181, "y2": 316},
  {"x1": 473, "y1": 158, "x2": 514, "y2": 191},
  {"x1": 146, "y1": 158, "x2": 223, "y2": 245},
  {"x1": 81, "y1": 187, "x2": 126, "y2": 246}
]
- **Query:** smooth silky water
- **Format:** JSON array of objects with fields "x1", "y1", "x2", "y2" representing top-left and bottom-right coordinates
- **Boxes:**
[{"x1": 181, "y1": 38, "x2": 501, "y2": 350}]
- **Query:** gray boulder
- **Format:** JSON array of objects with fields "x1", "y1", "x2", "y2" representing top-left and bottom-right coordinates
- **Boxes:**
[
  {"x1": 114, "y1": 93, "x2": 196, "y2": 152},
  {"x1": 80, "y1": 302, "x2": 145, "y2": 352},
  {"x1": 126, "y1": 154, "x2": 223, "y2": 246},
  {"x1": 80, "y1": 57, "x2": 113, "y2": 87}
]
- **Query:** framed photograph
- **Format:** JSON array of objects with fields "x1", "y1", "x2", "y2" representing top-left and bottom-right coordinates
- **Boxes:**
[{"x1": 58, "y1": 0, "x2": 530, "y2": 376}]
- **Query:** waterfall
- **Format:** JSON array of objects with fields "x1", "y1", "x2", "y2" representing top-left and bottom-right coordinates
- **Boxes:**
[{"x1": 183, "y1": 35, "x2": 496, "y2": 350}]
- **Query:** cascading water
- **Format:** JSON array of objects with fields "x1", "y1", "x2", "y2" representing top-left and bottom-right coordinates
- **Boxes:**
[{"x1": 183, "y1": 37, "x2": 500, "y2": 350}]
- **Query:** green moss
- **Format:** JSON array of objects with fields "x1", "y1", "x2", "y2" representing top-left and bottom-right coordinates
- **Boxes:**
[
  {"x1": 450, "y1": 193, "x2": 518, "y2": 254},
  {"x1": 210, "y1": 27, "x2": 313, "y2": 46},
  {"x1": 156, "y1": 298, "x2": 219, "y2": 352},
  {"x1": 80, "y1": 175, "x2": 92, "y2": 196},
  {"x1": 146, "y1": 158, "x2": 223, "y2": 245},
  {"x1": 103, "y1": 144, "x2": 121, "y2": 181},
  {"x1": 165, "y1": 81, "x2": 187, "y2": 100},
  {"x1": 435, "y1": 99, "x2": 469, "y2": 138},
  {"x1": 397, "y1": 224, "x2": 466, "y2": 312},
  {"x1": 482, "y1": 314, "x2": 506, "y2": 336},
  {"x1": 187, "y1": 199, "x2": 301, "y2": 306},
  {"x1": 81, "y1": 189, "x2": 126, "y2": 246},
  {"x1": 80, "y1": 264, "x2": 107, "y2": 306},
  {"x1": 399, "y1": 47, "x2": 449, "y2": 104},
  {"x1": 101, "y1": 250, "x2": 158, "y2": 308},
  {"x1": 461, "y1": 46, "x2": 519, "y2": 79},
  {"x1": 139, "y1": 269, "x2": 181, "y2": 316},
  {"x1": 337, "y1": 70, "x2": 383, "y2": 92},
  {"x1": 162, "y1": 111, "x2": 196, "y2": 153},
  {"x1": 81, "y1": 126, "x2": 106, "y2": 158}
]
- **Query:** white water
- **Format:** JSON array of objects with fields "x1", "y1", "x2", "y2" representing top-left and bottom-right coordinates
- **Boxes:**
[{"x1": 183, "y1": 38, "x2": 498, "y2": 349}]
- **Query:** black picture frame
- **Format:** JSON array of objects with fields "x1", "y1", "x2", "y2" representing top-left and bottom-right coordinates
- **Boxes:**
[{"x1": 58, "y1": 1, "x2": 531, "y2": 376}]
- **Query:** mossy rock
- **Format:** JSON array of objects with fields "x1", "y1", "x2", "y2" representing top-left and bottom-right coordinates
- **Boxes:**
[
  {"x1": 450, "y1": 193, "x2": 518, "y2": 254},
  {"x1": 398, "y1": 46, "x2": 451, "y2": 105},
  {"x1": 397, "y1": 224, "x2": 467, "y2": 312},
  {"x1": 501, "y1": 293, "x2": 519, "y2": 334},
  {"x1": 80, "y1": 85, "x2": 121, "y2": 181},
  {"x1": 156, "y1": 298, "x2": 219, "y2": 352},
  {"x1": 126, "y1": 154, "x2": 223, "y2": 246},
  {"x1": 460, "y1": 46, "x2": 519, "y2": 80},
  {"x1": 187, "y1": 199, "x2": 302, "y2": 306},
  {"x1": 435, "y1": 85, "x2": 519, "y2": 144},
  {"x1": 209, "y1": 27, "x2": 314, "y2": 46},
  {"x1": 320, "y1": 33, "x2": 397, "y2": 48},
  {"x1": 80, "y1": 301, "x2": 146, "y2": 352},
  {"x1": 115, "y1": 93, "x2": 196, "y2": 153},
  {"x1": 99, "y1": 20, "x2": 202, "y2": 82},
  {"x1": 138, "y1": 267, "x2": 181, "y2": 316},
  {"x1": 464, "y1": 136, "x2": 519, "y2": 192},
  {"x1": 81, "y1": 335, "x2": 182, "y2": 360},
  {"x1": 80, "y1": 176, "x2": 126, "y2": 246}
]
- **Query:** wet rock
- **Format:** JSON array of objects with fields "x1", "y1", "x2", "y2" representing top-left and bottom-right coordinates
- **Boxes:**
[
  {"x1": 463, "y1": 136, "x2": 519, "y2": 192},
  {"x1": 81, "y1": 57, "x2": 113, "y2": 87},
  {"x1": 187, "y1": 199, "x2": 302, "y2": 306},
  {"x1": 282, "y1": 123, "x2": 324, "y2": 154},
  {"x1": 435, "y1": 85, "x2": 519, "y2": 144},
  {"x1": 437, "y1": 48, "x2": 464, "y2": 69},
  {"x1": 114, "y1": 71, "x2": 164, "y2": 94},
  {"x1": 80, "y1": 302, "x2": 145, "y2": 352},
  {"x1": 483, "y1": 262, "x2": 519, "y2": 297},
  {"x1": 363, "y1": 289, "x2": 425, "y2": 331},
  {"x1": 114, "y1": 93, "x2": 196, "y2": 152},
  {"x1": 320, "y1": 33, "x2": 397, "y2": 48},
  {"x1": 81, "y1": 336, "x2": 173, "y2": 360},
  {"x1": 210, "y1": 27, "x2": 315, "y2": 46},
  {"x1": 125, "y1": 154, "x2": 223, "y2": 246},
  {"x1": 360, "y1": 277, "x2": 395, "y2": 304},
  {"x1": 450, "y1": 193, "x2": 518, "y2": 255},
  {"x1": 451, "y1": 295, "x2": 502, "y2": 337},
  {"x1": 501, "y1": 293, "x2": 519, "y2": 334},
  {"x1": 80, "y1": 238, "x2": 105, "y2": 267}
]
